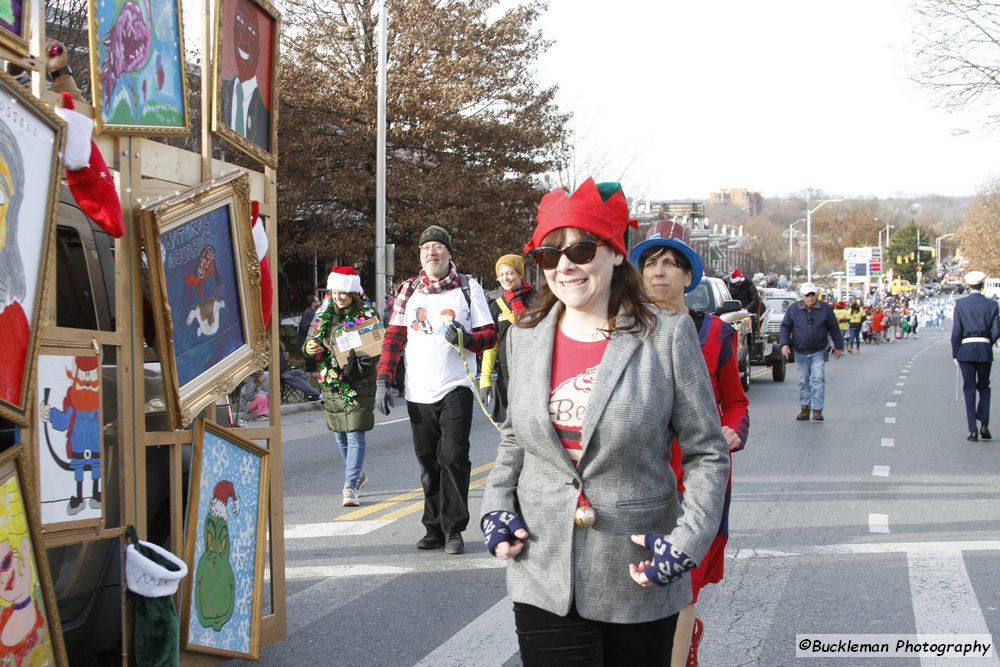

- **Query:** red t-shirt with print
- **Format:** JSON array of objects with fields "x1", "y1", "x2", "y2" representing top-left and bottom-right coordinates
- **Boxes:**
[{"x1": 549, "y1": 328, "x2": 609, "y2": 466}]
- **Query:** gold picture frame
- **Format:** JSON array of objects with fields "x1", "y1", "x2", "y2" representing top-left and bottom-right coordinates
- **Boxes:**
[
  {"x1": 181, "y1": 419, "x2": 269, "y2": 659},
  {"x1": 0, "y1": 70, "x2": 65, "y2": 427},
  {"x1": 141, "y1": 172, "x2": 269, "y2": 429},
  {"x1": 0, "y1": 0, "x2": 30, "y2": 58},
  {"x1": 35, "y1": 347, "x2": 105, "y2": 530},
  {"x1": 86, "y1": 0, "x2": 192, "y2": 135},
  {"x1": 0, "y1": 445, "x2": 70, "y2": 667},
  {"x1": 212, "y1": 0, "x2": 280, "y2": 168}
]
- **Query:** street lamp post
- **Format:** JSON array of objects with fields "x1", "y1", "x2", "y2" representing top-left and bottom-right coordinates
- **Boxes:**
[
  {"x1": 877, "y1": 223, "x2": 894, "y2": 294},
  {"x1": 806, "y1": 199, "x2": 844, "y2": 283},
  {"x1": 788, "y1": 218, "x2": 805, "y2": 278},
  {"x1": 935, "y1": 233, "x2": 956, "y2": 274}
]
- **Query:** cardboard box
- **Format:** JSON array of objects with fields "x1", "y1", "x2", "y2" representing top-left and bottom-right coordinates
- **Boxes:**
[{"x1": 331, "y1": 317, "x2": 384, "y2": 366}]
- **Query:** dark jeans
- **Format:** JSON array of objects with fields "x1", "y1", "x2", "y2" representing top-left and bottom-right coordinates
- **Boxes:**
[
  {"x1": 848, "y1": 326, "x2": 862, "y2": 349},
  {"x1": 960, "y1": 361, "x2": 992, "y2": 431},
  {"x1": 513, "y1": 602, "x2": 677, "y2": 666},
  {"x1": 407, "y1": 386, "x2": 474, "y2": 534}
]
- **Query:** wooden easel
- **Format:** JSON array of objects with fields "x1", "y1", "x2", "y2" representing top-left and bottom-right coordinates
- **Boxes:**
[{"x1": 2, "y1": 0, "x2": 288, "y2": 662}]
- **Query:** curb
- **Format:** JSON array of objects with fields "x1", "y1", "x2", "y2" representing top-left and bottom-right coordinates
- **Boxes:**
[{"x1": 280, "y1": 399, "x2": 324, "y2": 416}]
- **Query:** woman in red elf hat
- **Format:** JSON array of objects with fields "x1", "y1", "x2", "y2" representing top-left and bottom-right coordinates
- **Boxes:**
[{"x1": 479, "y1": 178, "x2": 730, "y2": 664}]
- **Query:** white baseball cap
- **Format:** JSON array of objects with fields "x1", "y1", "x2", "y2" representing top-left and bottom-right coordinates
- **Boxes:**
[
  {"x1": 965, "y1": 271, "x2": 987, "y2": 286},
  {"x1": 799, "y1": 282, "x2": 818, "y2": 296}
]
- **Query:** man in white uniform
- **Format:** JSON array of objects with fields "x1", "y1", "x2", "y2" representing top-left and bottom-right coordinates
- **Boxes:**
[{"x1": 375, "y1": 226, "x2": 496, "y2": 554}]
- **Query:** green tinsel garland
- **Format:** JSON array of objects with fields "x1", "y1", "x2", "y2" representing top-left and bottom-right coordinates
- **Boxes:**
[{"x1": 312, "y1": 298, "x2": 377, "y2": 405}]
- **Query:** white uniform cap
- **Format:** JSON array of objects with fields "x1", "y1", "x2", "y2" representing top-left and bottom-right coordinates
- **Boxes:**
[
  {"x1": 799, "y1": 281, "x2": 818, "y2": 295},
  {"x1": 965, "y1": 271, "x2": 987, "y2": 286}
]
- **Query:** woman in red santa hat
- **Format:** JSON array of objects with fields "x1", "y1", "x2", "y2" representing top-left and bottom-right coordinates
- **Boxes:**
[{"x1": 303, "y1": 267, "x2": 378, "y2": 507}]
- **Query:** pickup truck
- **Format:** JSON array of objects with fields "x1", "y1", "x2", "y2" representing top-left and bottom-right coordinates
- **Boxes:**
[
  {"x1": 748, "y1": 288, "x2": 796, "y2": 382},
  {"x1": 684, "y1": 276, "x2": 752, "y2": 391}
]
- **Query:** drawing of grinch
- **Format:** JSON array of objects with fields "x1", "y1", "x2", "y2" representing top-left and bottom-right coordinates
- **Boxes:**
[{"x1": 195, "y1": 480, "x2": 237, "y2": 631}]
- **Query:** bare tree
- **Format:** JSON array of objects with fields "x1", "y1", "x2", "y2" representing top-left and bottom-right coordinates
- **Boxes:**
[
  {"x1": 959, "y1": 176, "x2": 1000, "y2": 274},
  {"x1": 910, "y1": 0, "x2": 1000, "y2": 126},
  {"x1": 277, "y1": 0, "x2": 569, "y2": 282}
]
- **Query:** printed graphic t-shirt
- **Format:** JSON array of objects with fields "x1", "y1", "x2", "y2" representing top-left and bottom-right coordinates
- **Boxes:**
[
  {"x1": 549, "y1": 327, "x2": 609, "y2": 466},
  {"x1": 389, "y1": 279, "x2": 493, "y2": 404}
]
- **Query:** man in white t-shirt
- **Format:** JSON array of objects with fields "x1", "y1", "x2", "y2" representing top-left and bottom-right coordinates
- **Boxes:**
[{"x1": 375, "y1": 226, "x2": 497, "y2": 554}]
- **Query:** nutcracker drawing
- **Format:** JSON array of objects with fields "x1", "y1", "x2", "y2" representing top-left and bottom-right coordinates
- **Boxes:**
[{"x1": 40, "y1": 355, "x2": 102, "y2": 516}]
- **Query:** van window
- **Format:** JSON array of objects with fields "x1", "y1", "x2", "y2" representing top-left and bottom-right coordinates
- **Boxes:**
[{"x1": 56, "y1": 225, "x2": 99, "y2": 330}]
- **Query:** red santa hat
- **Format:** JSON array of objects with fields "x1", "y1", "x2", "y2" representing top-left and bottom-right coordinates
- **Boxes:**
[
  {"x1": 327, "y1": 266, "x2": 363, "y2": 294},
  {"x1": 53, "y1": 93, "x2": 123, "y2": 238},
  {"x1": 250, "y1": 201, "x2": 272, "y2": 327},
  {"x1": 730, "y1": 269, "x2": 745, "y2": 283},
  {"x1": 208, "y1": 480, "x2": 239, "y2": 522}
]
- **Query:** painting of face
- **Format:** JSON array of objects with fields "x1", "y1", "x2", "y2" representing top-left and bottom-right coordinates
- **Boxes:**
[
  {"x1": 0, "y1": 464, "x2": 58, "y2": 665},
  {"x1": 215, "y1": 0, "x2": 278, "y2": 163},
  {"x1": 233, "y1": 0, "x2": 259, "y2": 82},
  {"x1": 0, "y1": 75, "x2": 63, "y2": 426}
]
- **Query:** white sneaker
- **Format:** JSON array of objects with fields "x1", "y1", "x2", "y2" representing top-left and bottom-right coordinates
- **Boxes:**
[
  {"x1": 342, "y1": 484, "x2": 359, "y2": 507},
  {"x1": 357, "y1": 472, "x2": 368, "y2": 491}
]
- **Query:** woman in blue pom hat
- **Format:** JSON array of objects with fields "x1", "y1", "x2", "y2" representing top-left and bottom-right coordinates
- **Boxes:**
[{"x1": 630, "y1": 221, "x2": 749, "y2": 667}]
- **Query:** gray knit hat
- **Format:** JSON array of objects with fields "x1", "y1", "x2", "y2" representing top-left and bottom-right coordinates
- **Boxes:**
[{"x1": 418, "y1": 225, "x2": 453, "y2": 253}]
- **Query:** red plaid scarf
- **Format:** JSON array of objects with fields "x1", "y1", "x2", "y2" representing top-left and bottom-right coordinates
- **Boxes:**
[
  {"x1": 502, "y1": 281, "x2": 532, "y2": 316},
  {"x1": 391, "y1": 261, "x2": 462, "y2": 318}
]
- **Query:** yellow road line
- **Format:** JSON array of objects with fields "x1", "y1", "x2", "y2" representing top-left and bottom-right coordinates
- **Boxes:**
[
  {"x1": 335, "y1": 490, "x2": 425, "y2": 521},
  {"x1": 377, "y1": 500, "x2": 425, "y2": 522},
  {"x1": 336, "y1": 461, "x2": 497, "y2": 522}
]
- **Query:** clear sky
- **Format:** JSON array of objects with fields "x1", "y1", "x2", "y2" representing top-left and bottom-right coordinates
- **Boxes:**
[{"x1": 534, "y1": 0, "x2": 998, "y2": 201}]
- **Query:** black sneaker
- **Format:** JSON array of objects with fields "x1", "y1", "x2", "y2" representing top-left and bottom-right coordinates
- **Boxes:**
[
  {"x1": 980, "y1": 426, "x2": 992, "y2": 440},
  {"x1": 444, "y1": 533, "x2": 465, "y2": 555},
  {"x1": 417, "y1": 532, "x2": 445, "y2": 550}
]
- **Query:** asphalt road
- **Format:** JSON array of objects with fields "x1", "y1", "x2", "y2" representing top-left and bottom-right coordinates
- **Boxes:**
[{"x1": 230, "y1": 324, "x2": 1000, "y2": 666}]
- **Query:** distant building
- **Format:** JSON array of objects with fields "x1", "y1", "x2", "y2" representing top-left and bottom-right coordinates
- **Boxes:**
[{"x1": 709, "y1": 188, "x2": 763, "y2": 217}]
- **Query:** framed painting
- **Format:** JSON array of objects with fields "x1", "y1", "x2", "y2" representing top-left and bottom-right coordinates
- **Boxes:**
[
  {"x1": 0, "y1": 0, "x2": 29, "y2": 57},
  {"x1": 0, "y1": 445, "x2": 69, "y2": 667},
  {"x1": 0, "y1": 70, "x2": 65, "y2": 427},
  {"x1": 212, "y1": 0, "x2": 280, "y2": 167},
  {"x1": 35, "y1": 348, "x2": 103, "y2": 529},
  {"x1": 141, "y1": 172, "x2": 268, "y2": 428},
  {"x1": 181, "y1": 419, "x2": 269, "y2": 659},
  {"x1": 87, "y1": 0, "x2": 191, "y2": 135}
]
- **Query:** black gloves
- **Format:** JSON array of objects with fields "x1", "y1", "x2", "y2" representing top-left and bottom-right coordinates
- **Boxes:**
[
  {"x1": 444, "y1": 322, "x2": 473, "y2": 349},
  {"x1": 375, "y1": 378, "x2": 394, "y2": 415}
]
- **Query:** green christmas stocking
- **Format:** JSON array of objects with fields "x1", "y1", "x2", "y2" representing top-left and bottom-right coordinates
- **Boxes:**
[{"x1": 125, "y1": 525, "x2": 189, "y2": 667}]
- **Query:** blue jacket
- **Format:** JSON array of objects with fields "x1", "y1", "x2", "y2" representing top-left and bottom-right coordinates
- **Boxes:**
[
  {"x1": 951, "y1": 292, "x2": 1000, "y2": 362},
  {"x1": 778, "y1": 300, "x2": 844, "y2": 354}
]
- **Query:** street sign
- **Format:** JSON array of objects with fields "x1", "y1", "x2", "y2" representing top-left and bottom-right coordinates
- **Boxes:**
[{"x1": 844, "y1": 247, "x2": 873, "y2": 261}]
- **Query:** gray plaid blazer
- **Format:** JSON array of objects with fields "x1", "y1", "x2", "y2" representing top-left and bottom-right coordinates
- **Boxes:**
[{"x1": 480, "y1": 304, "x2": 730, "y2": 624}]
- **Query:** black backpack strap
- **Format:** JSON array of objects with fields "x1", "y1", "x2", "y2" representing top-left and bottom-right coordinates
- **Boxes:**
[{"x1": 458, "y1": 274, "x2": 472, "y2": 308}]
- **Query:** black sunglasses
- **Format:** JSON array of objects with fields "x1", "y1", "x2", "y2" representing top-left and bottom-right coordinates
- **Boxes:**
[
  {"x1": 804, "y1": 292, "x2": 817, "y2": 297},
  {"x1": 530, "y1": 239, "x2": 606, "y2": 270}
]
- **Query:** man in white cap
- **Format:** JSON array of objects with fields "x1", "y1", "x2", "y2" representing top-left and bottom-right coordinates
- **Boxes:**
[
  {"x1": 951, "y1": 271, "x2": 1000, "y2": 441},
  {"x1": 778, "y1": 281, "x2": 844, "y2": 421}
]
